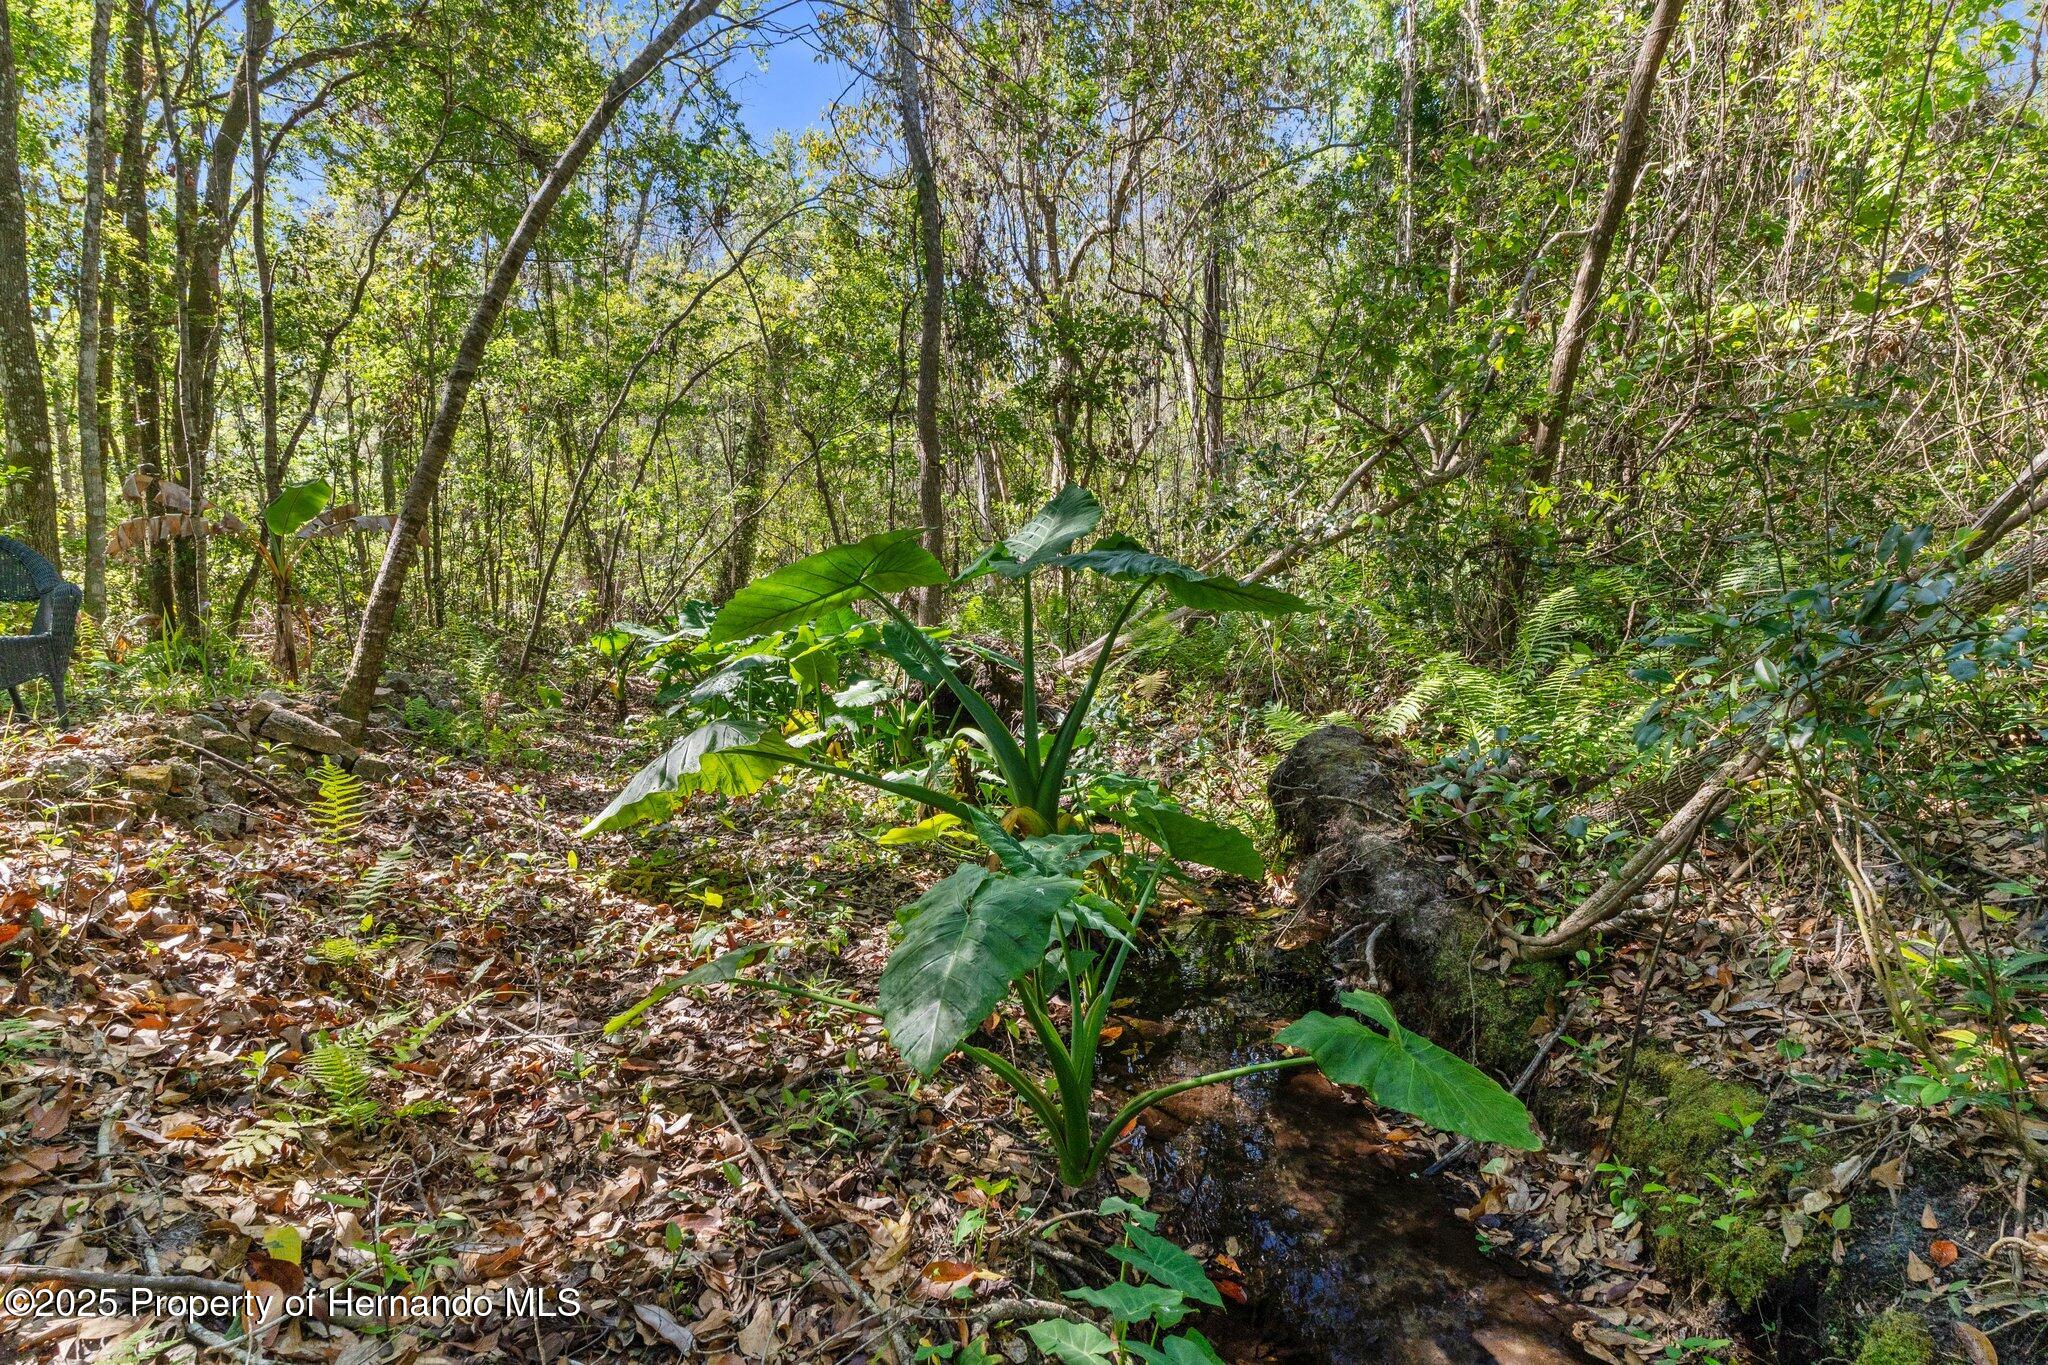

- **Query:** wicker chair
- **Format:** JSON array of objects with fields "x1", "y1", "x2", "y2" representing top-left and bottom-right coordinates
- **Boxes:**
[{"x1": 0, "y1": 537, "x2": 79, "y2": 723}]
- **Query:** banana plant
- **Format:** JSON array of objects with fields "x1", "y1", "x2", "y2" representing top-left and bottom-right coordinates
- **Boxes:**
[
  {"x1": 583, "y1": 486, "x2": 1301, "y2": 877},
  {"x1": 608, "y1": 813, "x2": 1540, "y2": 1187}
]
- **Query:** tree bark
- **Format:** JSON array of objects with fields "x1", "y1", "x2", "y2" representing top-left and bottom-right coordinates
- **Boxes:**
[
  {"x1": 339, "y1": 0, "x2": 724, "y2": 722},
  {"x1": 888, "y1": 0, "x2": 947, "y2": 623},
  {"x1": 719, "y1": 345, "x2": 777, "y2": 600},
  {"x1": 74, "y1": 0, "x2": 117, "y2": 615},
  {"x1": 1198, "y1": 185, "x2": 1227, "y2": 482},
  {"x1": 1526, "y1": 0, "x2": 1686, "y2": 479},
  {"x1": 0, "y1": 0, "x2": 58, "y2": 562},
  {"x1": 117, "y1": 0, "x2": 171, "y2": 623},
  {"x1": 246, "y1": 9, "x2": 293, "y2": 676}
]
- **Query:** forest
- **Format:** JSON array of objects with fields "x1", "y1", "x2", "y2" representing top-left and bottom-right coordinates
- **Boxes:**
[{"x1": 1, "y1": 0, "x2": 2046, "y2": 1361}]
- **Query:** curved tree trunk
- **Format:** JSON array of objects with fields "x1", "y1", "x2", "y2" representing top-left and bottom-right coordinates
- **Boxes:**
[{"x1": 340, "y1": 0, "x2": 724, "y2": 722}]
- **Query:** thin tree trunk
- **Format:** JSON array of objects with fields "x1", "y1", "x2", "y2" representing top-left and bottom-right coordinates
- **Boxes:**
[
  {"x1": 1198, "y1": 186, "x2": 1226, "y2": 482},
  {"x1": 1398, "y1": 0, "x2": 1418, "y2": 271},
  {"x1": 246, "y1": 12, "x2": 293, "y2": 677},
  {"x1": 1527, "y1": 0, "x2": 1686, "y2": 478},
  {"x1": 340, "y1": 0, "x2": 725, "y2": 722},
  {"x1": 0, "y1": 0, "x2": 57, "y2": 562},
  {"x1": 719, "y1": 345, "x2": 777, "y2": 600},
  {"x1": 888, "y1": 0, "x2": 947, "y2": 623},
  {"x1": 118, "y1": 0, "x2": 170, "y2": 624},
  {"x1": 74, "y1": 0, "x2": 117, "y2": 616}
]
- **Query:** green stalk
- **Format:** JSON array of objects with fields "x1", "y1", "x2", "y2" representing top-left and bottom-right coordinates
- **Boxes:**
[
  {"x1": 1073, "y1": 860, "x2": 1166, "y2": 1080},
  {"x1": 1018, "y1": 975, "x2": 1095, "y2": 1177},
  {"x1": 1034, "y1": 582, "x2": 1152, "y2": 816},
  {"x1": 963, "y1": 1043, "x2": 1064, "y2": 1150},
  {"x1": 1080, "y1": 1056, "x2": 1316, "y2": 1183},
  {"x1": 871, "y1": 594, "x2": 1037, "y2": 800},
  {"x1": 767, "y1": 751, "x2": 977, "y2": 822},
  {"x1": 1021, "y1": 585, "x2": 1040, "y2": 769}
]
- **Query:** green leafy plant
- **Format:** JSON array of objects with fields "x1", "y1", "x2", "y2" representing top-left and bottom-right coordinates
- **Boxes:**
[
  {"x1": 586, "y1": 486, "x2": 1303, "y2": 870},
  {"x1": 1024, "y1": 1200, "x2": 1228, "y2": 1363},
  {"x1": 598, "y1": 490, "x2": 1539, "y2": 1187},
  {"x1": 307, "y1": 757, "x2": 369, "y2": 844}
]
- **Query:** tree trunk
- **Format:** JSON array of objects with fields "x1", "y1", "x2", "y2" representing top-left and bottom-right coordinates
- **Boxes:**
[
  {"x1": 0, "y1": 0, "x2": 58, "y2": 563},
  {"x1": 888, "y1": 0, "x2": 947, "y2": 623},
  {"x1": 118, "y1": 0, "x2": 171, "y2": 624},
  {"x1": 73, "y1": 0, "x2": 116, "y2": 617},
  {"x1": 718, "y1": 345, "x2": 777, "y2": 600},
  {"x1": 1527, "y1": 0, "x2": 1686, "y2": 478},
  {"x1": 1398, "y1": 0, "x2": 1418, "y2": 271},
  {"x1": 1198, "y1": 186, "x2": 1227, "y2": 482},
  {"x1": 339, "y1": 0, "x2": 725, "y2": 722},
  {"x1": 245, "y1": 11, "x2": 293, "y2": 677}
]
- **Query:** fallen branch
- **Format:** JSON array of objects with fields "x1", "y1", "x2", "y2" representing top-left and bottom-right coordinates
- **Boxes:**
[
  {"x1": 967, "y1": 1296, "x2": 1093, "y2": 1327},
  {"x1": 0, "y1": 1264, "x2": 245, "y2": 1297},
  {"x1": 717, "y1": 1094, "x2": 914, "y2": 1365}
]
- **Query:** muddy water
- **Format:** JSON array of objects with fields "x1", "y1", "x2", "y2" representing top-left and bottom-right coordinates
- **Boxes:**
[{"x1": 1107, "y1": 915, "x2": 1593, "y2": 1365}]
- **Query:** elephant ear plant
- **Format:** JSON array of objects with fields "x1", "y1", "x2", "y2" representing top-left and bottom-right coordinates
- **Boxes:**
[{"x1": 591, "y1": 487, "x2": 1540, "y2": 1185}]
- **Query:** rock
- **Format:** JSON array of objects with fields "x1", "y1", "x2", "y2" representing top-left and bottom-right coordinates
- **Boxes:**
[
  {"x1": 180, "y1": 714, "x2": 253, "y2": 761},
  {"x1": 193, "y1": 807, "x2": 246, "y2": 838},
  {"x1": 166, "y1": 760, "x2": 203, "y2": 793},
  {"x1": 351, "y1": 754, "x2": 395, "y2": 783},
  {"x1": 256, "y1": 706, "x2": 359, "y2": 761},
  {"x1": 0, "y1": 775, "x2": 36, "y2": 804},
  {"x1": 123, "y1": 763, "x2": 177, "y2": 793}
]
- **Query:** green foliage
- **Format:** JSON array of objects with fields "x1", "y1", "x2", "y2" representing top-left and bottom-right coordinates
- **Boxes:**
[
  {"x1": 1030, "y1": 1206, "x2": 1228, "y2": 1363},
  {"x1": 1275, "y1": 991, "x2": 1541, "y2": 1149},
  {"x1": 307, "y1": 758, "x2": 369, "y2": 845},
  {"x1": 343, "y1": 844, "x2": 414, "y2": 918},
  {"x1": 1851, "y1": 1310, "x2": 1937, "y2": 1365},
  {"x1": 264, "y1": 479, "x2": 333, "y2": 538}
]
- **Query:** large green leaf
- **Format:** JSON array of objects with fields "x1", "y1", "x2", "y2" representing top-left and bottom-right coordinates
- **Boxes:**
[
  {"x1": 709, "y1": 529, "x2": 947, "y2": 643},
  {"x1": 265, "y1": 478, "x2": 333, "y2": 537},
  {"x1": 1063, "y1": 1281, "x2": 1189, "y2": 1328},
  {"x1": 1051, "y1": 540, "x2": 1308, "y2": 618},
  {"x1": 1117, "y1": 803, "x2": 1263, "y2": 880},
  {"x1": 580, "y1": 721, "x2": 799, "y2": 833},
  {"x1": 1021, "y1": 1320, "x2": 1118, "y2": 1365},
  {"x1": 1109, "y1": 1225, "x2": 1223, "y2": 1307},
  {"x1": 959, "y1": 484, "x2": 1102, "y2": 581},
  {"x1": 879, "y1": 865, "x2": 1078, "y2": 1075},
  {"x1": 1276, "y1": 991, "x2": 1540, "y2": 1149}
]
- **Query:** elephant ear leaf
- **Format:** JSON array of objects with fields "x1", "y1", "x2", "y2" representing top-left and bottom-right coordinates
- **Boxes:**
[
  {"x1": 1117, "y1": 803, "x2": 1263, "y2": 880},
  {"x1": 710, "y1": 529, "x2": 947, "y2": 643},
  {"x1": 959, "y1": 484, "x2": 1102, "y2": 581},
  {"x1": 1276, "y1": 991, "x2": 1540, "y2": 1149},
  {"x1": 880, "y1": 866, "x2": 1078, "y2": 1075},
  {"x1": 579, "y1": 720, "x2": 799, "y2": 833},
  {"x1": 1051, "y1": 541, "x2": 1308, "y2": 618}
]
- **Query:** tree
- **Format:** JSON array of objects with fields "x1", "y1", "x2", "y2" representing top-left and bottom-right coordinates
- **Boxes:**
[
  {"x1": 339, "y1": 0, "x2": 727, "y2": 722},
  {"x1": 0, "y1": 0, "x2": 56, "y2": 561},
  {"x1": 74, "y1": 0, "x2": 117, "y2": 616},
  {"x1": 887, "y1": 0, "x2": 948, "y2": 624}
]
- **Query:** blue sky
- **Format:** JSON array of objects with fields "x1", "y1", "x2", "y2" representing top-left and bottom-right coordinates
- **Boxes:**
[{"x1": 726, "y1": 7, "x2": 861, "y2": 143}]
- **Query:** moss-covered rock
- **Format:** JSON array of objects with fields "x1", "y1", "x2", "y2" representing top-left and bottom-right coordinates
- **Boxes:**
[
  {"x1": 1851, "y1": 1309, "x2": 1937, "y2": 1365},
  {"x1": 1610, "y1": 1051, "x2": 1762, "y2": 1173}
]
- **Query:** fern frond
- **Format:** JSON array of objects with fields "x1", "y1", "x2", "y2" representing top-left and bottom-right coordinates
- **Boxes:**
[
  {"x1": 1515, "y1": 586, "x2": 1584, "y2": 673},
  {"x1": 303, "y1": 1037, "x2": 375, "y2": 1114},
  {"x1": 344, "y1": 844, "x2": 414, "y2": 916},
  {"x1": 216, "y1": 1116, "x2": 306, "y2": 1172},
  {"x1": 1259, "y1": 703, "x2": 1319, "y2": 747},
  {"x1": 307, "y1": 758, "x2": 368, "y2": 845}
]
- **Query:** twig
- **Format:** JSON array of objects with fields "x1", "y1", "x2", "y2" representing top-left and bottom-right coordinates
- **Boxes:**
[
  {"x1": 0, "y1": 1264, "x2": 245, "y2": 1296},
  {"x1": 965, "y1": 1296, "x2": 1093, "y2": 1327},
  {"x1": 158, "y1": 734, "x2": 296, "y2": 800},
  {"x1": 717, "y1": 1095, "x2": 914, "y2": 1365},
  {"x1": 1421, "y1": 1008, "x2": 1574, "y2": 1177}
]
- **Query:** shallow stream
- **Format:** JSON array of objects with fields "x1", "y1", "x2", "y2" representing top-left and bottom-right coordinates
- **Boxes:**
[{"x1": 1108, "y1": 914, "x2": 1594, "y2": 1364}]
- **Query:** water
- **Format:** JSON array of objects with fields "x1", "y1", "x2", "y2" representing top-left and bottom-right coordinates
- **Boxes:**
[{"x1": 1105, "y1": 914, "x2": 1593, "y2": 1365}]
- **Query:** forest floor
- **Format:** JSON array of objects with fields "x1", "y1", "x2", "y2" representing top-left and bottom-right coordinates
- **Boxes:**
[{"x1": 2, "y1": 680, "x2": 2044, "y2": 1365}]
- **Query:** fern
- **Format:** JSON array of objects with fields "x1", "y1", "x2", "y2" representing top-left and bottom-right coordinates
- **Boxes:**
[
  {"x1": 307, "y1": 757, "x2": 368, "y2": 844},
  {"x1": 303, "y1": 1034, "x2": 381, "y2": 1128},
  {"x1": 310, "y1": 937, "x2": 364, "y2": 967},
  {"x1": 1259, "y1": 703, "x2": 1318, "y2": 746},
  {"x1": 446, "y1": 619, "x2": 501, "y2": 702},
  {"x1": 344, "y1": 844, "x2": 413, "y2": 917},
  {"x1": 216, "y1": 1116, "x2": 307, "y2": 1171}
]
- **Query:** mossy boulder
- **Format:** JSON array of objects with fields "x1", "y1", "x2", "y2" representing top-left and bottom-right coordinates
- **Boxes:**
[{"x1": 1610, "y1": 1051, "x2": 1762, "y2": 1173}]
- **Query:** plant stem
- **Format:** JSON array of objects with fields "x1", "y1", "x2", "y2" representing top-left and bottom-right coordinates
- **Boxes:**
[{"x1": 1081, "y1": 1056, "x2": 1315, "y2": 1182}]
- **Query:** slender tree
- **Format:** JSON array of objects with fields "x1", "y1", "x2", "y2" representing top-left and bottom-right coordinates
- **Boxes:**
[
  {"x1": 339, "y1": 0, "x2": 726, "y2": 721},
  {"x1": 887, "y1": 0, "x2": 947, "y2": 623},
  {"x1": 74, "y1": 0, "x2": 117, "y2": 614},
  {"x1": 0, "y1": 0, "x2": 57, "y2": 560}
]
